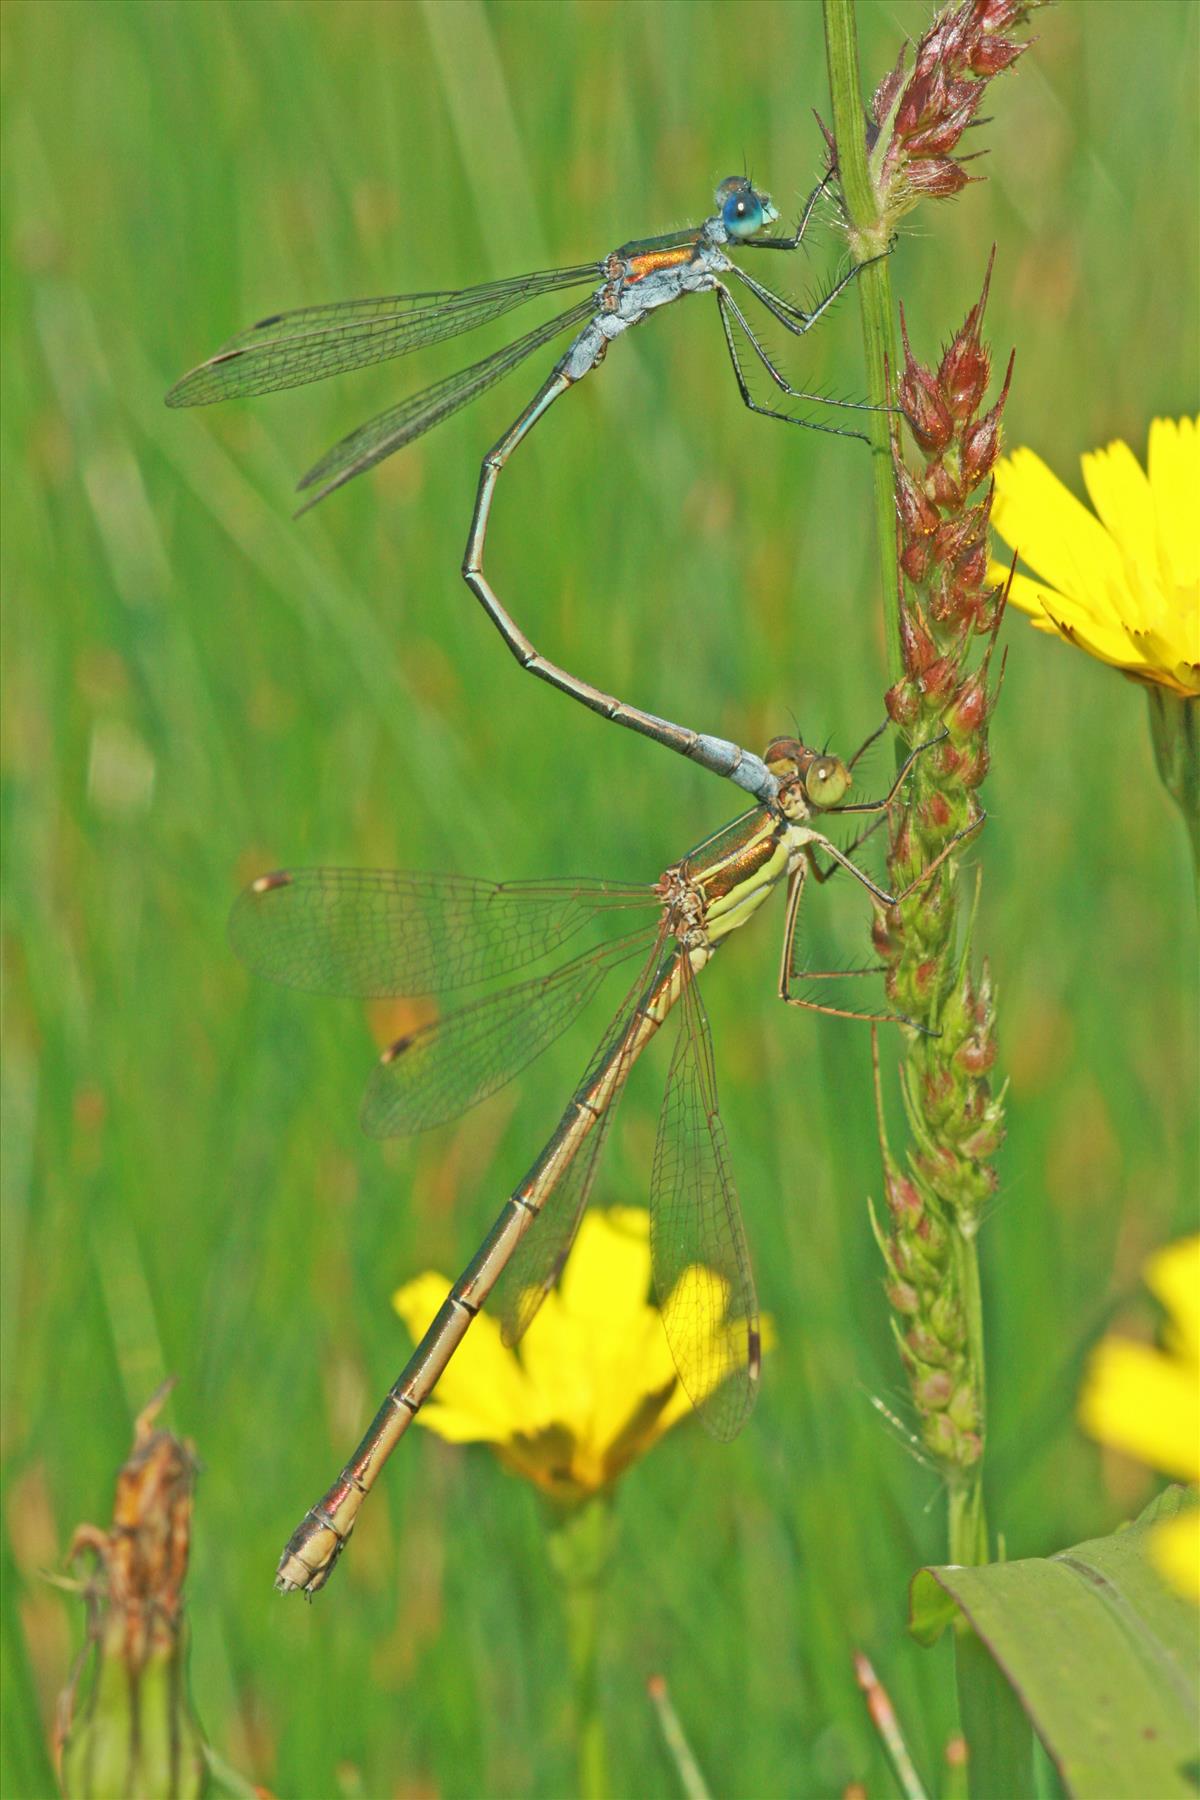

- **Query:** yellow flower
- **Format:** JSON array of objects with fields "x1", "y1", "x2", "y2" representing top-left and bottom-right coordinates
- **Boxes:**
[
  {"x1": 392, "y1": 1208, "x2": 758, "y2": 1505},
  {"x1": 988, "y1": 417, "x2": 1199, "y2": 696},
  {"x1": 1079, "y1": 1235, "x2": 1200, "y2": 1603}
]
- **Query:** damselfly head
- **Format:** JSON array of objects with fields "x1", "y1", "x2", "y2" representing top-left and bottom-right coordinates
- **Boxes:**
[
  {"x1": 764, "y1": 738, "x2": 852, "y2": 813},
  {"x1": 714, "y1": 176, "x2": 778, "y2": 240}
]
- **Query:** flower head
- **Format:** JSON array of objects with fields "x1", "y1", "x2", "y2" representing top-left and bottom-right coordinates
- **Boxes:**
[
  {"x1": 988, "y1": 418, "x2": 1200, "y2": 697},
  {"x1": 393, "y1": 1208, "x2": 755, "y2": 1505},
  {"x1": 1079, "y1": 1235, "x2": 1200, "y2": 1603}
]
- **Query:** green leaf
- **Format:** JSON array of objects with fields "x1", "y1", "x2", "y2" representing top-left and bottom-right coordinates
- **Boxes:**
[{"x1": 910, "y1": 1488, "x2": 1200, "y2": 1799}]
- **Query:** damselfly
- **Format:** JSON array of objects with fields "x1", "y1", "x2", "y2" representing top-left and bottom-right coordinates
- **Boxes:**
[
  {"x1": 169, "y1": 176, "x2": 877, "y2": 807},
  {"x1": 231, "y1": 728, "x2": 973, "y2": 1595}
]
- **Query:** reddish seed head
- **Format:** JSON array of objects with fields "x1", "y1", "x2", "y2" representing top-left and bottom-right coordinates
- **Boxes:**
[
  {"x1": 971, "y1": 34, "x2": 1026, "y2": 75},
  {"x1": 887, "y1": 1171, "x2": 924, "y2": 1222},
  {"x1": 956, "y1": 1035, "x2": 996, "y2": 1076},
  {"x1": 900, "y1": 603, "x2": 939, "y2": 675},
  {"x1": 963, "y1": 349, "x2": 1014, "y2": 483},
  {"x1": 905, "y1": 87, "x2": 985, "y2": 159},
  {"x1": 939, "y1": 333, "x2": 992, "y2": 423},
  {"x1": 873, "y1": 45, "x2": 909, "y2": 124},
  {"x1": 885, "y1": 677, "x2": 922, "y2": 728},
  {"x1": 901, "y1": 540, "x2": 932, "y2": 583},
  {"x1": 919, "y1": 653, "x2": 960, "y2": 704},
  {"x1": 978, "y1": 0, "x2": 1028, "y2": 33},
  {"x1": 914, "y1": 958, "x2": 939, "y2": 998},
  {"x1": 948, "y1": 667, "x2": 991, "y2": 734},
  {"x1": 906, "y1": 158, "x2": 972, "y2": 198},
  {"x1": 933, "y1": 464, "x2": 967, "y2": 511},
  {"x1": 935, "y1": 507, "x2": 986, "y2": 565},
  {"x1": 899, "y1": 308, "x2": 955, "y2": 451},
  {"x1": 956, "y1": 740, "x2": 992, "y2": 789},
  {"x1": 956, "y1": 538, "x2": 991, "y2": 591},
  {"x1": 917, "y1": 1370, "x2": 954, "y2": 1409},
  {"x1": 888, "y1": 1280, "x2": 922, "y2": 1318},
  {"x1": 895, "y1": 67, "x2": 937, "y2": 138},
  {"x1": 895, "y1": 456, "x2": 942, "y2": 538}
]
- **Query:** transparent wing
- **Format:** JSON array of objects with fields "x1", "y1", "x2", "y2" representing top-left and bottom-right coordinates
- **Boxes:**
[
  {"x1": 362, "y1": 927, "x2": 658, "y2": 1138},
  {"x1": 229, "y1": 868, "x2": 655, "y2": 999},
  {"x1": 650, "y1": 964, "x2": 759, "y2": 1441},
  {"x1": 165, "y1": 263, "x2": 601, "y2": 407},
  {"x1": 296, "y1": 295, "x2": 596, "y2": 508},
  {"x1": 494, "y1": 931, "x2": 677, "y2": 1348}
]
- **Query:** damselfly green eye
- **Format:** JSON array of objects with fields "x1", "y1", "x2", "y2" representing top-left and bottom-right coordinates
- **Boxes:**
[
  {"x1": 806, "y1": 756, "x2": 851, "y2": 808},
  {"x1": 716, "y1": 177, "x2": 768, "y2": 240}
]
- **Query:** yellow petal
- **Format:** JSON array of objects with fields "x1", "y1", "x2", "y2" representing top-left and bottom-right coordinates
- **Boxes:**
[
  {"x1": 1080, "y1": 439, "x2": 1157, "y2": 631},
  {"x1": 558, "y1": 1207, "x2": 653, "y2": 1328},
  {"x1": 518, "y1": 1295, "x2": 604, "y2": 1432},
  {"x1": 587, "y1": 1308, "x2": 680, "y2": 1453},
  {"x1": 991, "y1": 449, "x2": 1130, "y2": 630},
  {"x1": 1079, "y1": 1337, "x2": 1200, "y2": 1482},
  {"x1": 1148, "y1": 417, "x2": 1200, "y2": 593},
  {"x1": 1145, "y1": 1236, "x2": 1200, "y2": 1362},
  {"x1": 1037, "y1": 601, "x2": 1160, "y2": 676},
  {"x1": 1150, "y1": 1505, "x2": 1200, "y2": 1606}
]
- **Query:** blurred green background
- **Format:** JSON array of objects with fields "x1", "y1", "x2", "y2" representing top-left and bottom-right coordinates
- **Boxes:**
[{"x1": 3, "y1": 2, "x2": 1197, "y2": 1795}]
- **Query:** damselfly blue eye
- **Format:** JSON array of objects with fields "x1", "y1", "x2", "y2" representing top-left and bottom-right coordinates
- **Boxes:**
[{"x1": 717, "y1": 178, "x2": 766, "y2": 240}]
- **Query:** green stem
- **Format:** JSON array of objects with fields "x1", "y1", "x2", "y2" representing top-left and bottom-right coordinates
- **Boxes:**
[
  {"x1": 823, "y1": 0, "x2": 903, "y2": 687},
  {"x1": 1145, "y1": 686, "x2": 1200, "y2": 899},
  {"x1": 566, "y1": 1568, "x2": 607, "y2": 1800},
  {"x1": 548, "y1": 1497, "x2": 615, "y2": 1800},
  {"x1": 948, "y1": 1223, "x2": 989, "y2": 1568}
]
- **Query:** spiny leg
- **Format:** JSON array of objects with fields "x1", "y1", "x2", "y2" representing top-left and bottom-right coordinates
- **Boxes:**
[
  {"x1": 802, "y1": 809, "x2": 986, "y2": 912},
  {"x1": 825, "y1": 731, "x2": 947, "y2": 819},
  {"x1": 776, "y1": 863, "x2": 909, "y2": 1026},
  {"x1": 731, "y1": 242, "x2": 892, "y2": 340},
  {"x1": 715, "y1": 289, "x2": 871, "y2": 444},
  {"x1": 810, "y1": 728, "x2": 945, "y2": 880},
  {"x1": 809, "y1": 811, "x2": 888, "y2": 885},
  {"x1": 846, "y1": 717, "x2": 891, "y2": 772},
  {"x1": 718, "y1": 285, "x2": 889, "y2": 425}
]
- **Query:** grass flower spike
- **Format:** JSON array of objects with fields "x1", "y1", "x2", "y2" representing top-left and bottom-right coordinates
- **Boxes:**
[
  {"x1": 1078, "y1": 1235, "x2": 1200, "y2": 1604},
  {"x1": 864, "y1": 0, "x2": 1045, "y2": 228},
  {"x1": 392, "y1": 1207, "x2": 753, "y2": 1505},
  {"x1": 870, "y1": 261, "x2": 1011, "y2": 1566},
  {"x1": 989, "y1": 418, "x2": 1199, "y2": 697}
]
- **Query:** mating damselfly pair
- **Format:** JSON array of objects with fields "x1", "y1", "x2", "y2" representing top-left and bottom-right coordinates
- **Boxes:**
[
  {"x1": 168, "y1": 174, "x2": 881, "y2": 807},
  {"x1": 170, "y1": 174, "x2": 916, "y2": 1597},
  {"x1": 232, "y1": 730, "x2": 974, "y2": 1594}
]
